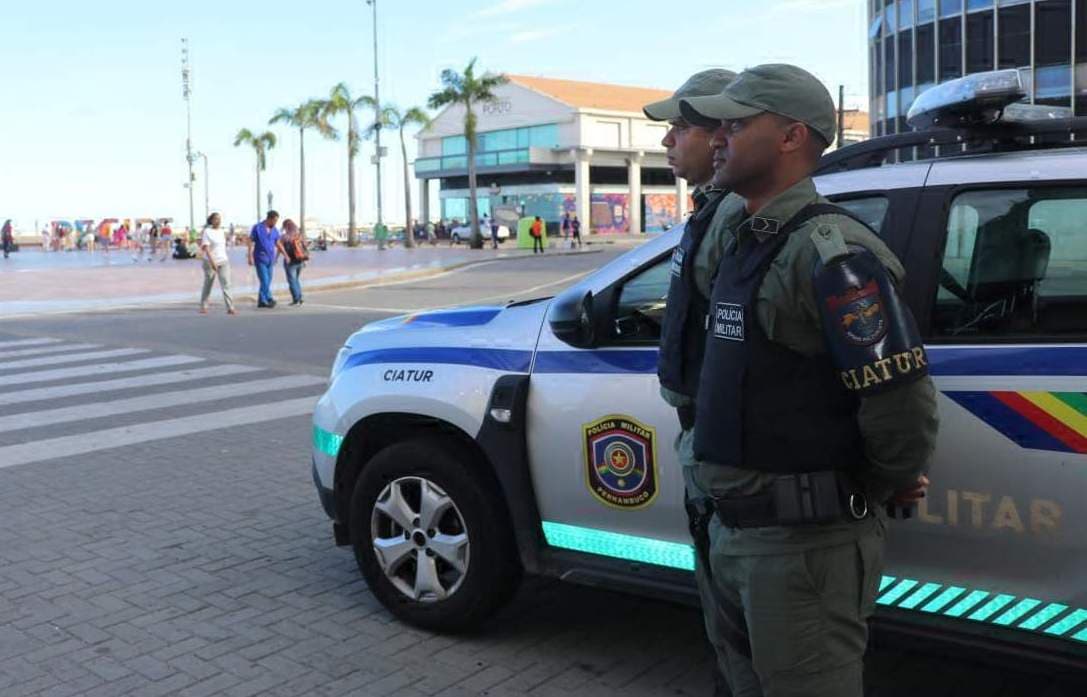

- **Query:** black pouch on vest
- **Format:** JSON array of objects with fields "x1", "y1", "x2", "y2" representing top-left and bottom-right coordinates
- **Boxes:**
[{"x1": 772, "y1": 472, "x2": 844, "y2": 526}]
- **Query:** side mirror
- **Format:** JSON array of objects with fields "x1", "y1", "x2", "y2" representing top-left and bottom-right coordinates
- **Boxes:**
[{"x1": 547, "y1": 288, "x2": 597, "y2": 348}]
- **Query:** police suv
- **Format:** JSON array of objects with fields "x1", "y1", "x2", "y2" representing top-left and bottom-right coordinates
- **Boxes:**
[{"x1": 312, "y1": 71, "x2": 1087, "y2": 667}]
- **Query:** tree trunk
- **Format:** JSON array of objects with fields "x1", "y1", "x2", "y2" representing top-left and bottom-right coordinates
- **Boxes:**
[
  {"x1": 255, "y1": 157, "x2": 262, "y2": 225},
  {"x1": 466, "y1": 111, "x2": 482, "y2": 250},
  {"x1": 347, "y1": 127, "x2": 358, "y2": 247},
  {"x1": 401, "y1": 126, "x2": 414, "y2": 249},
  {"x1": 299, "y1": 127, "x2": 306, "y2": 238}
]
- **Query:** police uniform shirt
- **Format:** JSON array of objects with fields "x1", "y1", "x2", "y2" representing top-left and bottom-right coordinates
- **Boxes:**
[
  {"x1": 659, "y1": 189, "x2": 747, "y2": 410},
  {"x1": 691, "y1": 176, "x2": 939, "y2": 555}
]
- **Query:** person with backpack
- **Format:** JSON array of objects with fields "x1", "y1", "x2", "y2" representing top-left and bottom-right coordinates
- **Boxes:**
[
  {"x1": 282, "y1": 218, "x2": 309, "y2": 306},
  {"x1": 530, "y1": 216, "x2": 544, "y2": 254}
]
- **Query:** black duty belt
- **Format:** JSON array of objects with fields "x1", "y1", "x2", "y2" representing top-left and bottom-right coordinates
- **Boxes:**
[
  {"x1": 676, "y1": 404, "x2": 696, "y2": 431},
  {"x1": 708, "y1": 471, "x2": 870, "y2": 529}
]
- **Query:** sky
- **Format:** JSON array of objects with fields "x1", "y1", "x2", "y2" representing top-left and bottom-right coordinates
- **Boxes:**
[{"x1": 0, "y1": 0, "x2": 871, "y2": 232}]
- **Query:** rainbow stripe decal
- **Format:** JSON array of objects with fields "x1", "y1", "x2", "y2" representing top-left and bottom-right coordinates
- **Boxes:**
[{"x1": 947, "y1": 391, "x2": 1087, "y2": 454}]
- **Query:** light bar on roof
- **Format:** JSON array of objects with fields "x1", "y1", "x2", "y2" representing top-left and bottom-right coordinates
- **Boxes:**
[{"x1": 907, "y1": 70, "x2": 1024, "y2": 130}]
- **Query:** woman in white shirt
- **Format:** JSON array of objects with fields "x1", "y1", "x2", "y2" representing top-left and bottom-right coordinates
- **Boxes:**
[{"x1": 199, "y1": 212, "x2": 237, "y2": 314}]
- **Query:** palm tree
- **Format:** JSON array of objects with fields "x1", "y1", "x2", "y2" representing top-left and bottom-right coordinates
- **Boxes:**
[
  {"x1": 269, "y1": 100, "x2": 335, "y2": 239},
  {"x1": 233, "y1": 129, "x2": 277, "y2": 224},
  {"x1": 318, "y1": 83, "x2": 372, "y2": 247},
  {"x1": 364, "y1": 105, "x2": 431, "y2": 249},
  {"x1": 427, "y1": 58, "x2": 507, "y2": 249}
]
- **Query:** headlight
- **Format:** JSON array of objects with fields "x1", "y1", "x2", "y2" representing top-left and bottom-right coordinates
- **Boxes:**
[{"x1": 329, "y1": 346, "x2": 351, "y2": 382}]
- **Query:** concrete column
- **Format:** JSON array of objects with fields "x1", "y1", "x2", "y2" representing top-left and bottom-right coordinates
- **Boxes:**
[
  {"x1": 419, "y1": 178, "x2": 430, "y2": 223},
  {"x1": 627, "y1": 152, "x2": 642, "y2": 235},
  {"x1": 574, "y1": 148, "x2": 592, "y2": 233},
  {"x1": 675, "y1": 177, "x2": 689, "y2": 223}
]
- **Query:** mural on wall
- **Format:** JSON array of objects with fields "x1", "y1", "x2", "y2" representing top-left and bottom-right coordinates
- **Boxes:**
[
  {"x1": 644, "y1": 194, "x2": 678, "y2": 233},
  {"x1": 561, "y1": 193, "x2": 629, "y2": 234}
]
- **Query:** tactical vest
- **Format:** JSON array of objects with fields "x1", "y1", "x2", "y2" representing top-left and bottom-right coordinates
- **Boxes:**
[
  {"x1": 657, "y1": 190, "x2": 725, "y2": 398},
  {"x1": 692, "y1": 204, "x2": 868, "y2": 474}
]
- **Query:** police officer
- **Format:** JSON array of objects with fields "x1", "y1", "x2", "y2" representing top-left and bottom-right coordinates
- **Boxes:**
[
  {"x1": 676, "y1": 64, "x2": 939, "y2": 696},
  {"x1": 644, "y1": 69, "x2": 744, "y2": 697}
]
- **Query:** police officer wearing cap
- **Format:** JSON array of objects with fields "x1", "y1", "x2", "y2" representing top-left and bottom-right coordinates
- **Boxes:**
[
  {"x1": 677, "y1": 64, "x2": 939, "y2": 696},
  {"x1": 644, "y1": 68, "x2": 744, "y2": 697}
]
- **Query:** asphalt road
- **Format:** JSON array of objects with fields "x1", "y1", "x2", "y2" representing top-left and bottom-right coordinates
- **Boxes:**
[{"x1": 1, "y1": 250, "x2": 1084, "y2": 697}]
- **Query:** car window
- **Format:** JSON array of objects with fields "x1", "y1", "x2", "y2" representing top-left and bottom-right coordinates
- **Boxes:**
[
  {"x1": 612, "y1": 255, "x2": 671, "y2": 343},
  {"x1": 931, "y1": 187, "x2": 1087, "y2": 338},
  {"x1": 832, "y1": 196, "x2": 890, "y2": 233}
]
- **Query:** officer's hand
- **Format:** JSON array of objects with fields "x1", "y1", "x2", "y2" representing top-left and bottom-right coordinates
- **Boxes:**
[{"x1": 891, "y1": 474, "x2": 929, "y2": 505}]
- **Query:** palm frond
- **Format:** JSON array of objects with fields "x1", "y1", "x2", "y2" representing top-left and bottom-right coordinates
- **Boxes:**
[{"x1": 233, "y1": 128, "x2": 255, "y2": 147}]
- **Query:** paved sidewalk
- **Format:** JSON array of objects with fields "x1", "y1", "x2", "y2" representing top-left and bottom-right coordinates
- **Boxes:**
[{"x1": 0, "y1": 243, "x2": 611, "y2": 317}]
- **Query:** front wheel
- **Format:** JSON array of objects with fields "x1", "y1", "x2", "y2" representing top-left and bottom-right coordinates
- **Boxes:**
[{"x1": 349, "y1": 438, "x2": 521, "y2": 631}]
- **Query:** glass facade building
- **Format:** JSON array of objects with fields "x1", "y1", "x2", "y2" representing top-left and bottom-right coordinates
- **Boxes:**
[{"x1": 869, "y1": 0, "x2": 1085, "y2": 137}]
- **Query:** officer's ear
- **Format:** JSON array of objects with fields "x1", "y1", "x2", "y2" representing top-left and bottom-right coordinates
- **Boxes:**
[{"x1": 777, "y1": 119, "x2": 810, "y2": 156}]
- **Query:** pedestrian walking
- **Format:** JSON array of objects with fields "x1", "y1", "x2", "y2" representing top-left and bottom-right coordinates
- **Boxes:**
[
  {"x1": 676, "y1": 64, "x2": 938, "y2": 696},
  {"x1": 561, "y1": 212, "x2": 571, "y2": 242},
  {"x1": 40, "y1": 226, "x2": 51, "y2": 251},
  {"x1": 159, "y1": 221, "x2": 172, "y2": 261},
  {"x1": 425, "y1": 220, "x2": 436, "y2": 245},
  {"x1": 199, "y1": 212, "x2": 236, "y2": 315},
  {"x1": 530, "y1": 216, "x2": 544, "y2": 254},
  {"x1": 1, "y1": 219, "x2": 13, "y2": 259},
  {"x1": 147, "y1": 222, "x2": 160, "y2": 261},
  {"x1": 570, "y1": 214, "x2": 582, "y2": 248},
  {"x1": 490, "y1": 218, "x2": 499, "y2": 249},
  {"x1": 281, "y1": 218, "x2": 309, "y2": 306},
  {"x1": 248, "y1": 210, "x2": 286, "y2": 308}
]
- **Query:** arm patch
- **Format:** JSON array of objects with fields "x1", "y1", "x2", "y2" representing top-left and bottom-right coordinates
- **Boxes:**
[{"x1": 813, "y1": 246, "x2": 928, "y2": 395}]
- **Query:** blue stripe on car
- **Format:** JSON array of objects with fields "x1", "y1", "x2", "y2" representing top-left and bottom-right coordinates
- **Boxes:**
[
  {"x1": 342, "y1": 347, "x2": 533, "y2": 373},
  {"x1": 342, "y1": 345, "x2": 1087, "y2": 377}
]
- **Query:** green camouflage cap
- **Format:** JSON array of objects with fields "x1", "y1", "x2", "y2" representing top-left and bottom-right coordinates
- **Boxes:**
[
  {"x1": 679, "y1": 63, "x2": 837, "y2": 144},
  {"x1": 643, "y1": 68, "x2": 738, "y2": 122}
]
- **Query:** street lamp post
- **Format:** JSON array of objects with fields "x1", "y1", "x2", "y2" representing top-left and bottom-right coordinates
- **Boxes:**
[
  {"x1": 181, "y1": 38, "x2": 196, "y2": 236},
  {"x1": 194, "y1": 151, "x2": 209, "y2": 221},
  {"x1": 366, "y1": 0, "x2": 385, "y2": 249}
]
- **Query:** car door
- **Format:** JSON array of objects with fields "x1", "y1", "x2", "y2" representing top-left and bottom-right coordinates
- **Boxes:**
[
  {"x1": 527, "y1": 249, "x2": 691, "y2": 564},
  {"x1": 885, "y1": 181, "x2": 1087, "y2": 649}
]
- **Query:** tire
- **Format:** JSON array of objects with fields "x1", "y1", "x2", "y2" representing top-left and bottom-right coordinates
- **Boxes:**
[
  {"x1": 349, "y1": 437, "x2": 521, "y2": 632},
  {"x1": 451, "y1": 233, "x2": 461, "y2": 245}
]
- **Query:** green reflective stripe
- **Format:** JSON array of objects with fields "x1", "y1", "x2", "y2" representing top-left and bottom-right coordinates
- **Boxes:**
[
  {"x1": 534, "y1": 523, "x2": 1087, "y2": 645},
  {"x1": 541, "y1": 521, "x2": 696, "y2": 571},
  {"x1": 968, "y1": 594, "x2": 1015, "y2": 622},
  {"x1": 993, "y1": 598, "x2": 1042, "y2": 626},
  {"x1": 1019, "y1": 603, "x2": 1067, "y2": 630},
  {"x1": 312, "y1": 425, "x2": 343, "y2": 458},
  {"x1": 1052, "y1": 391, "x2": 1087, "y2": 416},
  {"x1": 877, "y1": 579, "x2": 918, "y2": 606},
  {"x1": 898, "y1": 582, "x2": 943, "y2": 610},
  {"x1": 921, "y1": 586, "x2": 967, "y2": 613},
  {"x1": 1043, "y1": 609, "x2": 1087, "y2": 636},
  {"x1": 944, "y1": 590, "x2": 989, "y2": 618}
]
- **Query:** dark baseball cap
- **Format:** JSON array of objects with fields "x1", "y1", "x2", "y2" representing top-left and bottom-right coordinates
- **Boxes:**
[
  {"x1": 643, "y1": 68, "x2": 738, "y2": 122},
  {"x1": 679, "y1": 63, "x2": 837, "y2": 144}
]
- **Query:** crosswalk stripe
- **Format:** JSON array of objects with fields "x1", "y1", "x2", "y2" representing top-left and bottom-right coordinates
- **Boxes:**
[
  {"x1": 0, "y1": 343, "x2": 100, "y2": 360},
  {"x1": 0, "y1": 396, "x2": 316, "y2": 469},
  {"x1": 0, "y1": 355, "x2": 203, "y2": 387},
  {"x1": 2, "y1": 348, "x2": 148, "y2": 371},
  {"x1": 0, "y1": 364, "x2": 260, "y2": 406},
  {"x1": 0, "y1": 338, "x2": 62, "y2": 349},
  {"x1": 0, "y1": 375, "x2": 326, "y2": 434}
]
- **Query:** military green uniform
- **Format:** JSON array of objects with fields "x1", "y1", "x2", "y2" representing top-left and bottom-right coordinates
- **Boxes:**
[
  {"x1": 644, "y1": 69, "x2": 743, "y2": 697},
  {"x1": 674, "y1": 66, "x2": 939, "y2": 697}
]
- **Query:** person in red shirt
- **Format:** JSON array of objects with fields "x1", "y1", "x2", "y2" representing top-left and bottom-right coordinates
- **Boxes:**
[{"x1": 530, "y1": 216, "x2": 544, "y2": 254}]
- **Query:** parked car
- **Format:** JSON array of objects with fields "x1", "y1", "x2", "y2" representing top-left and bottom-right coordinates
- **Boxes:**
[
  {"x1": 310, "y1": 71, "x2": 1087, "y2": 667},
  {"x1": 450, "y1": 223, "x2": 509, "y2": 245}
]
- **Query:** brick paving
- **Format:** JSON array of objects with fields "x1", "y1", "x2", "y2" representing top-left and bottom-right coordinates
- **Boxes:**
[{"x1": 0, "y1": 333, "x2": 1083, "y2": 696}]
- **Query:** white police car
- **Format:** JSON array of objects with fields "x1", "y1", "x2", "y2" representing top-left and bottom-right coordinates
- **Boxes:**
[{"x1": 312, "y1": 71, "x2": 1087, "y2": 667}]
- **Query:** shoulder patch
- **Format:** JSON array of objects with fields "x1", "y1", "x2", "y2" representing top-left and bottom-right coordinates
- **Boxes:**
[{"x1": 809, "y1": 221, "x2": 849, "y2": 264}]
